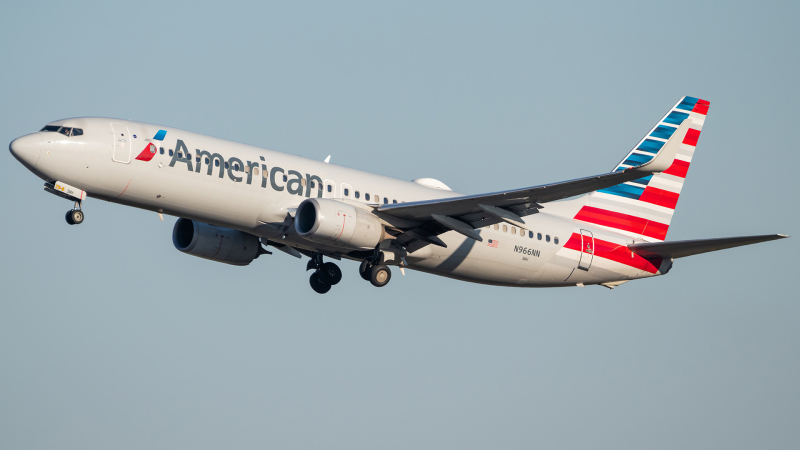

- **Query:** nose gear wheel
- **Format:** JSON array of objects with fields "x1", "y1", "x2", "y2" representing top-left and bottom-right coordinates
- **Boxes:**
[{"x1": 65, "y1": 201, "x2": 84, "y2": 225}]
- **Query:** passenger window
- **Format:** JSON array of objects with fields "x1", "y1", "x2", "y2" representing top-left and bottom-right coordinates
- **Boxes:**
[
  {"x1": 383, "y1": 197, "x2": 388, "y2": 204},
  {"x1": 253, "y1": 168, "x2": 259, "y2": 176},
  {"x1": 283, "y1": 175, "x2": 288, "y2": 182},
  {"x1": 494, "y1": 224, "x2": 499, "y2": 230},
  {"x1": 520, "y1": 228, "x2": 525, "y2": 236},
  {"x1": 393, "y1": 199, "x2": 397, "y2": 204},
  {"x1": 58, "y1": 127, "x2": 72, "y2": 136},
  {"x1": 309, "y1": 181, "x2": 315, "y2": 188},
  {"x1": 169, "y1": 149, "x2": 174, "y2": 156},
  {"x1": 187, "y1": 153, "x2": 191, "y2": 159},
  {"x1": 205, "y1": 157, "x2": 209, "y2": 164},
  {"x1": 215, "y1": 159, "x2": 220, "y2": 167},
  {"x1": 365, "y1": 193, "x2": 371, "y2": 201},
  {"x1": 546, "y1": 235, "x2": 551, "y2": 242},
  {"x1": 40, "y1": 125, "x2": 60, "y2": 132},
  {"x1": 554, "y1": 237, "x2": 559, "y2": 245},
  {"x1": 71, "y1": 128, "x2": 83, "y2": 136},
  {"x1": 244, "y1": 165, "x2": 250, "y2": 173},
  {"x1": 511, "y1": 226, "x2": 517, "y2": 234},
  {"x1": 160, "y1": 147, "x2": 165, "y2": 155},
  {"x1": 537, "y1": 233, "x2": 542, "y2": 240},
  {"x1": 196, "y1": 156, "x2": 200, "y2": 162},
  {"x1": 344, "y1": 188, "x2": 350, "y2": 197},
  {"x1": 327, "y1": 184, "x2": 333, "y2": 193},
  {"x1": 503, "y1": 224, "x2": 508, "y2": 232},
  {"x1": 529, "y1": 231, "x2": 534, "y2": 238},
  {"x1": 225, "y1": 162, "x2": 229, "y2": 169},
  {"x1": 355, "y1": 191, "x2": 360, "y2": 199},
  {"x1": 178, "y1": 152, "x2": 183, "y2": 158}
]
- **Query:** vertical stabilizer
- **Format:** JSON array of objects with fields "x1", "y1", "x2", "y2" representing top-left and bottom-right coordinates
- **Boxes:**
[{"x1": 574, "y1": 96, "x2": 710, "y2": 242}]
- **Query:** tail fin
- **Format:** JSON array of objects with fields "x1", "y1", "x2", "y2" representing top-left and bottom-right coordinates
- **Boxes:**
[{"x1": 574, "y1": 96, "x2": 710, "y2": 242}]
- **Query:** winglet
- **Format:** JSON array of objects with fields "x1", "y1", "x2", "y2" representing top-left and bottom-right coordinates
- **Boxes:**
[{"x1": 634, "y1": 119, "x2": 691, "y2": 173}]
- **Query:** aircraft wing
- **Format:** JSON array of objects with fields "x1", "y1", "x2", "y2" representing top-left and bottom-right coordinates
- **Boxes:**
[
  {"x1": 628, "y1": 234, "x2": 789, "y2": 259},
  {"x1": 378, "y1": 120, "x2": 692, "y2": 249}
]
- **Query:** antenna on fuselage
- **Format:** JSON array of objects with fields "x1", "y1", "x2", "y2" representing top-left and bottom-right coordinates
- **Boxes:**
[{"x1": 324, "y1": 155, "x2": 331, "y2": 163}]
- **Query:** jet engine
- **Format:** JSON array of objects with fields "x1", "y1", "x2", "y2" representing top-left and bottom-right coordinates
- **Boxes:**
[
  {"x1": 172, "y1": 218, "x2": 261, "y2": 266},
  {"x1": 295, "y1": 198, "x2": 384, "y2": 250}
]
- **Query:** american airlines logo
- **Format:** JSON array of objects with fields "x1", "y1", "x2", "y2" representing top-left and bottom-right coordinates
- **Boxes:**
[{"x1": 155, "y1": 139, "x2": 325, "y2": 198}]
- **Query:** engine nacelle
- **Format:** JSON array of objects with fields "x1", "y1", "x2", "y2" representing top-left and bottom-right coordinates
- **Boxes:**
[
  {"x1": 172, "y1": 218, "x2": 261, "y2": 266},
  {"x1": 295, "y1": 198, "x2": 384, "y2": 250}
]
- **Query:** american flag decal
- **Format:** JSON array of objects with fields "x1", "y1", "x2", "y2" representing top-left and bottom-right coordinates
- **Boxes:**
[{"x1": 487, "y1": 239, "x2": 499, "y2": 248}]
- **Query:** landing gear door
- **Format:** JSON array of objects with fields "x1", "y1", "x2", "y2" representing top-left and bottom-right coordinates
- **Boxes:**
[
  {"x1": 111, "y1": 123, "x2": 131, "y2": 163},
  {"x1": 578, "y1": 229, "x2": 594, "y2": 271}
]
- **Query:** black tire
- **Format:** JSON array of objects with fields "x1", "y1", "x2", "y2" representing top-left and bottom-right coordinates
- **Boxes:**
[
  {"x1": 65, "y1": 210, "x2": 75, "y2": 225},
  {"x1": 359, "y1": 260, "x2": 371, "y2": 281},
  {"x1": 70, "y1": 210, "x2": 84, "y2": 225},
  {"x1": 369, "y1": 264, "x2": 391, "y2": 287},
  {"x1": 309, "y1": 273, "x2": 331, "y2": 294},
  {"x1": 319, "y1": 262, "x2": 342, "y2": 285}
]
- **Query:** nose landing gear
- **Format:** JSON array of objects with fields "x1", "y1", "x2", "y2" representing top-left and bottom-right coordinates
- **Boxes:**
[
  {"x1": 65, "y1": 201, "x2": 84, "y2": 225},
  {"x1": 307, "y1": 252, "x2": 342, "y2": 294}
]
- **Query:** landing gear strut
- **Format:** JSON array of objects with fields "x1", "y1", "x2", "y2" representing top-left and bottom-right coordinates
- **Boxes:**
[
  {"x1": 359, "y1": 245, "x2": 392, "y2": 288},
  {"x1": 307, "y1": 252, "x2": 342, "y2": 294},
  {"x1": 65, "y1": 201, "x2": 84, "y2": 225}
]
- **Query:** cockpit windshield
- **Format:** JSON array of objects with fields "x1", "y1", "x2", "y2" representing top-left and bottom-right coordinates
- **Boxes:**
[{"x1": 40, "y1": 125, "x2": 83, "y2": 136}]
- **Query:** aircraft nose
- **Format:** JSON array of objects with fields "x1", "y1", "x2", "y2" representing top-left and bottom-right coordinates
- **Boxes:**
[{"x1": 9, "y1": 133, "x2": 42, "y2": 169}]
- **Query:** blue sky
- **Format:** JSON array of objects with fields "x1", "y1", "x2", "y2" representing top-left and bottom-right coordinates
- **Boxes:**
[{"x1": 1, "y1": 1, "x2": 798, "y2": 449}]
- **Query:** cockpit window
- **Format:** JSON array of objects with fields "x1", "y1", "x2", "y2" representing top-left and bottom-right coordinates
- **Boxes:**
[{"x1": 40, "y1": 125, "x2": 83, "y2": 136}]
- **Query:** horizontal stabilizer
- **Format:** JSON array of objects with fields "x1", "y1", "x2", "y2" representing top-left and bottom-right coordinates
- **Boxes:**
[{"x1": 628, "y1": 234, "x2": 789, "y2": 259}]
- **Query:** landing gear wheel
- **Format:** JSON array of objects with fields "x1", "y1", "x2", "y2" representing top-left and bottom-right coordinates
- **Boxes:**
[
  {"x1": 70, "y1": 209, "x2": 84, "y2": 225},
  {"x1": 319, "y1": 262, "x2": 342, "y2": 285},
  {"x1": 65, "y1": 210, "x2": 75, "y2": 225},
  {"x1": 359, "y1": 260, "x2": 372, "y2": 281},
  {"x1": 369, "y1": 264, "x2": 391, "y2": 287},
  {"x1": 309, "y1": 272, "x2": 331, "y2": 294}
]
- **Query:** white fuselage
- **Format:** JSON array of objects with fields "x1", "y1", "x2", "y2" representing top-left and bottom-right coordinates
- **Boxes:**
[{"x1": 13, "y1": 117, "x2": 671, "y2": 287}]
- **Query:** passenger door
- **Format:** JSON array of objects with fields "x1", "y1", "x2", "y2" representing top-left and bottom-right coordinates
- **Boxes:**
[
  {"x1": 578, "y1": 229, "x2": 594, "y2": 271},
  {"x1": 111, "y1": 123, "x2": 131, "y2": 163}
]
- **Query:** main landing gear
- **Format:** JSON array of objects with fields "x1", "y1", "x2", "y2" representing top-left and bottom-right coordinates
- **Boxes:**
[
  {"x1": 358, "y1": 247, "x2": 392, "y2": 288},
  {"x1": 307, "y1": 252, "x2": 342, "y2": 294},
  {"x1": 305, "y1": 247, "x2": 393, "y2": 293},
  {"x1": 65, "y1": 201, "x2": 84, "y2": 225}
]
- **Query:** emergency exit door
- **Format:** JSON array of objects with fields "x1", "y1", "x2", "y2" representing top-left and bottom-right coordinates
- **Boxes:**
[{"x1": 111, "y1": 123, "x2": 131, "y2": 163}]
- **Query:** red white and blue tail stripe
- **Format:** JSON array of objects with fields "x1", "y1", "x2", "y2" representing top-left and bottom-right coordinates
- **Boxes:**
[{"x1": 574, "y1": 96, "x2": 709, "y2": 242}]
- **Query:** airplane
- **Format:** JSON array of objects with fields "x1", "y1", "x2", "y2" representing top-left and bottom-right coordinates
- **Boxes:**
[{"x1": 8, "y1": 96, "x2": 788, "y2": 293}]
